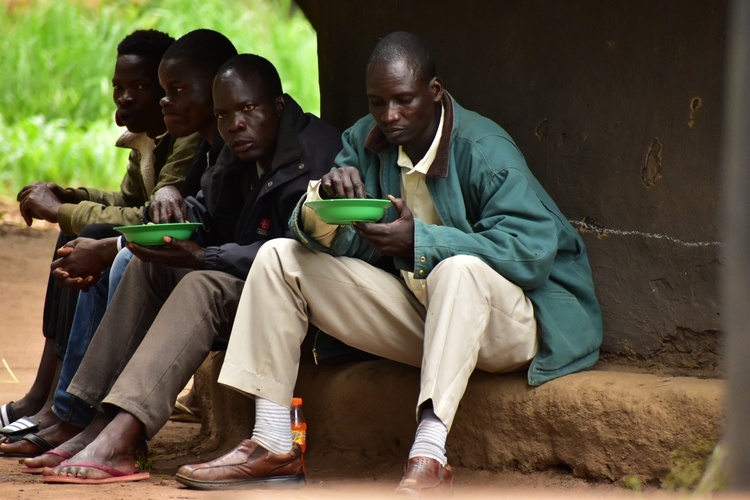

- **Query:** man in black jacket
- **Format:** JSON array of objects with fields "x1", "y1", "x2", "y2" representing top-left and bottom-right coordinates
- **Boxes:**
[{"x1": 38, "y1": 54, "x2": 342, "y2": 484}]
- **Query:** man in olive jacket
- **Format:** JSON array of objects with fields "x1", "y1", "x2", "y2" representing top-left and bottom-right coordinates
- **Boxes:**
[{"x1": 17, "y1": 132, "x2": 197, "y2": 235}]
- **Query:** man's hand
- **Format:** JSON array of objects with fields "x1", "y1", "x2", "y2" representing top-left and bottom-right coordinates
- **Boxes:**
[
  {"x1": 127, "y1": 237, "x2": 205, "y2": 269},
  {"x1": 17, "y1": 182, "x2": 73, "y2": 226},
  {"x1": 50, "y1": 237, "x2": 117, "y2": 290},
  {"x1": 49, "y1": 268, "x2": 98, "y2": 291},
  {"x1": 149, "y1": 185, "x2": 187, "y2": 222},
  {"x1": 319, "y1": 167, "x2": 366, "y2": 199},
  {"x1": 17, "y1": 182, "x2": 75, "y2": 204},
  {"x1": 353, "y1": 195, "x2": 414, "y2": 258}
]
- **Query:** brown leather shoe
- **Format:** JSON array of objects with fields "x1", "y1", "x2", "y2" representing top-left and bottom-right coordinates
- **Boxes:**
[
  {"x1": 395, "y1": 456, "x2": 454, "y2": 496},
  {"x1": 175, "y1": 439, "x2": 305, "y2": 490}
]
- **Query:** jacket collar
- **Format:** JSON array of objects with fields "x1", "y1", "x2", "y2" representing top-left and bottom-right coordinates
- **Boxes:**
[
  {"x1": 116, "y1": 130, "x2": 169, "y2": 149},
  {"x1": 270, "y1": 94, "x2": 305, "y2": 171},
  {"x1": 116, "y1": 130, "x2": 151, "y2": 151},
  {"x1": 363, "y1": 92, "x2": 454, "y2": 179}
]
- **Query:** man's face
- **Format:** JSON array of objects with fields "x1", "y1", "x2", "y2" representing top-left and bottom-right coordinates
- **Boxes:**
[
  {"x1": 112, "y1": 54, "x2": 165, "y2": 137},
  {"x1": 365, "y1": 58, "x2": 442, "y2": 151},
  {"x1": 213, "y1": 69, "x2": 282, "y2": 164},
  {"x1": 158, "y1": 58, "x2": 215, "y2": 139}
]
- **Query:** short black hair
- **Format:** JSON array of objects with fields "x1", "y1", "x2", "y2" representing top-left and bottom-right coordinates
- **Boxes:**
[
  {"x1": 368, "y1": 31, "x2": 437, "y2": 81},
  {"x1": 117, "y1": 29, "x2": 175, "y2": 60},
  {"x1": 216, "y1": 54, "x2": 283, "y2": 100},
  {"x1": 162, "y1": 29, "x2": 238, "y2": 80}
]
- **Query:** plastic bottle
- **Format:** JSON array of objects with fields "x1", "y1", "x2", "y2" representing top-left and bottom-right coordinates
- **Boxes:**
[{"x1": 291, "y1": 397, "x2": 307, "y2": 453}]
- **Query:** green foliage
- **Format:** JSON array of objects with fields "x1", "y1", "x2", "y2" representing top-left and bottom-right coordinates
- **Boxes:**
[
  {"x1": 623, "y1": 475, "x2": 642, "y2": 492},
  {"x1": 0, "y1": 115, "x2": 126, "y2": 193},
  {"x1": 135, "y1": 448, "x2": 153, "y2": 473},
  {"x1": 693, "y1": 441, "x2": 728, "y2": 495},
  {"x1": 0, "y1": 0, "x2": 319, "y2": 196},
  {"x1": 661, "y1": 437, "x2": 715, "y2": 491}
]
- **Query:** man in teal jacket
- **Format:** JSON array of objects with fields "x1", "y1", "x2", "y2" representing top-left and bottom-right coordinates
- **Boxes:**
[{"x1": 176, "y1": 31, "x2": 602, "y2": 494}]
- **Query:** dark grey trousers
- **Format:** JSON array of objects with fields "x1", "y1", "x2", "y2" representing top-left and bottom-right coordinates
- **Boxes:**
[{"x1": 66, "y1": 258, "x2": 244, "y2": 438}]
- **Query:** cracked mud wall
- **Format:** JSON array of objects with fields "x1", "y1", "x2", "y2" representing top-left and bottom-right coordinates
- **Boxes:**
[{"x1": 312, "y1": 0, "x2": 726, "y2": 375}]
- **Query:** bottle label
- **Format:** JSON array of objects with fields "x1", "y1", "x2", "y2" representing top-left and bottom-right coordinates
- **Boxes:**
[
  {"x1": 292, "y1": 430, "x2": 306, "y2": 453},
  {"x1": 292, "y1": 430, "x2": 306, "y2": 445}
]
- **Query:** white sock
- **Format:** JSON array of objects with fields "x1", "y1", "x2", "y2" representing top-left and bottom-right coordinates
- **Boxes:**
[
  {"x1": 408, "y1": 407, "x2": 448, "y2": 465},
  {"x1": 250, "y1": 397, "x2": 293, "y2": 455}
]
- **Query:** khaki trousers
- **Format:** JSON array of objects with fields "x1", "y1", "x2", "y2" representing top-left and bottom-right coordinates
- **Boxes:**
[{"x1": 219, "y1": 239, "x2": 537, "y2": 430}]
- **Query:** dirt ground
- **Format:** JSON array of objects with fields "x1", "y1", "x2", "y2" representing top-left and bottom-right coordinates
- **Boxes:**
[{"x1": 0, "y1": 201, "x2": 732, "y2": 499}]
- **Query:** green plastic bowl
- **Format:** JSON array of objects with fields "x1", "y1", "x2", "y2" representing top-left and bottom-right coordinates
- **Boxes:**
[
  {"x1": 114, "y1": 222, "x2": 203, "y2": 246},
  {"x1": 305, "y1": 198, "x2": 391, "y2": 224}
]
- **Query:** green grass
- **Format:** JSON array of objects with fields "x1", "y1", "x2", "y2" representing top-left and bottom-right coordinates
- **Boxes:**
[
  {"x1": 0, "y1": 0, "x2": 319, "y2": 196},
  {"x1": 0, "y1": 115, "x2": 125, "y2": 192}
]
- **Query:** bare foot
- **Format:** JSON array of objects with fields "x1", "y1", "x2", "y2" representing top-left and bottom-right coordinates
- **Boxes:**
[
  {"x1": 20, "y1": 449, "x2": 72, "y2": 470},
  {"x1": 27, "y1": 405, "x2": 60, "y2": 428},
  {"x1": 22, "y1": 414, "x2": 109, "y2": 468},
  {"x1": 44, "y1": 412, "x2": 144, "y2": 480},
  {"x1": 3, "y1": 398, "x2": 41, "y2": 422}
]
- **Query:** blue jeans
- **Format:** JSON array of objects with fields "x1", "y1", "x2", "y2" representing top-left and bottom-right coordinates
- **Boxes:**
[
  {"x1": 108, "y1": 248, "x2": 134, "y2": 304},
  {"x1": 52, "y1": 248, "x2": 134, "y2": 427}
]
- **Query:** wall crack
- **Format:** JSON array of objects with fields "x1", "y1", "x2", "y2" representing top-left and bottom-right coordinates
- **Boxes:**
[{"x1": 570, "y1": 218, "x2": 722, "y2": 247}]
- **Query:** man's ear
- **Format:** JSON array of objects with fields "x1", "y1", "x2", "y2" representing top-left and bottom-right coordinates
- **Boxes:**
[
  {"x1": 275, "y1": 95, "x2": 285, "y2": 116},
  {"x1": 430, "y1": 76, "x2": 444, "y2": 103}
]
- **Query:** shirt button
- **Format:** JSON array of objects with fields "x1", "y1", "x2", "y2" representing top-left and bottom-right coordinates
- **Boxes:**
[
  {"x1": 298, "y1": 163, "x2": 305, "y2": 169},
  {"x1": 267, "y1": 181, "x2": 273, "y2": 187}
]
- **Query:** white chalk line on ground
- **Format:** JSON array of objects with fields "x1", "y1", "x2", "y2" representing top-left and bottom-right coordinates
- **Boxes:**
[{"x1": 0, "y1": 359, "x2": 19, "y2": 384}]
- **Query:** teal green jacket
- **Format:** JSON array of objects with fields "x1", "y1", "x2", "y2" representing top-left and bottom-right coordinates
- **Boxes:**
[{"x1": 291, "y1": 93, "x2": 602, "y2": 385}]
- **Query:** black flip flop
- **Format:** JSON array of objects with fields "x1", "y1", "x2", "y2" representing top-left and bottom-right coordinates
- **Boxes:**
[{"x1": 0, "y1": 432, "x2": 53, "y2": 458}]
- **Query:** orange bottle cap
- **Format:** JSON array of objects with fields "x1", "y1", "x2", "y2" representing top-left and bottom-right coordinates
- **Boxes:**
[{"x1": 292, "y1": 397, "x2": 303, "y2": 406}]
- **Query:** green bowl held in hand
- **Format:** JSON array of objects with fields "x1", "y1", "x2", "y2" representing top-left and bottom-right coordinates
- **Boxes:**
[
  {"x1": 305, "y1": 198, "x2": 392, "y2": 225},
  {"x1": 114, "y1": 222, "x2": 203, "y2": 246}
]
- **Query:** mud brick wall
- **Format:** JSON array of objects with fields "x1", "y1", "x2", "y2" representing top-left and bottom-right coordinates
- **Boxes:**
[{"x1": 296, "y1": 0, "x2": 726, "y2": 376}]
